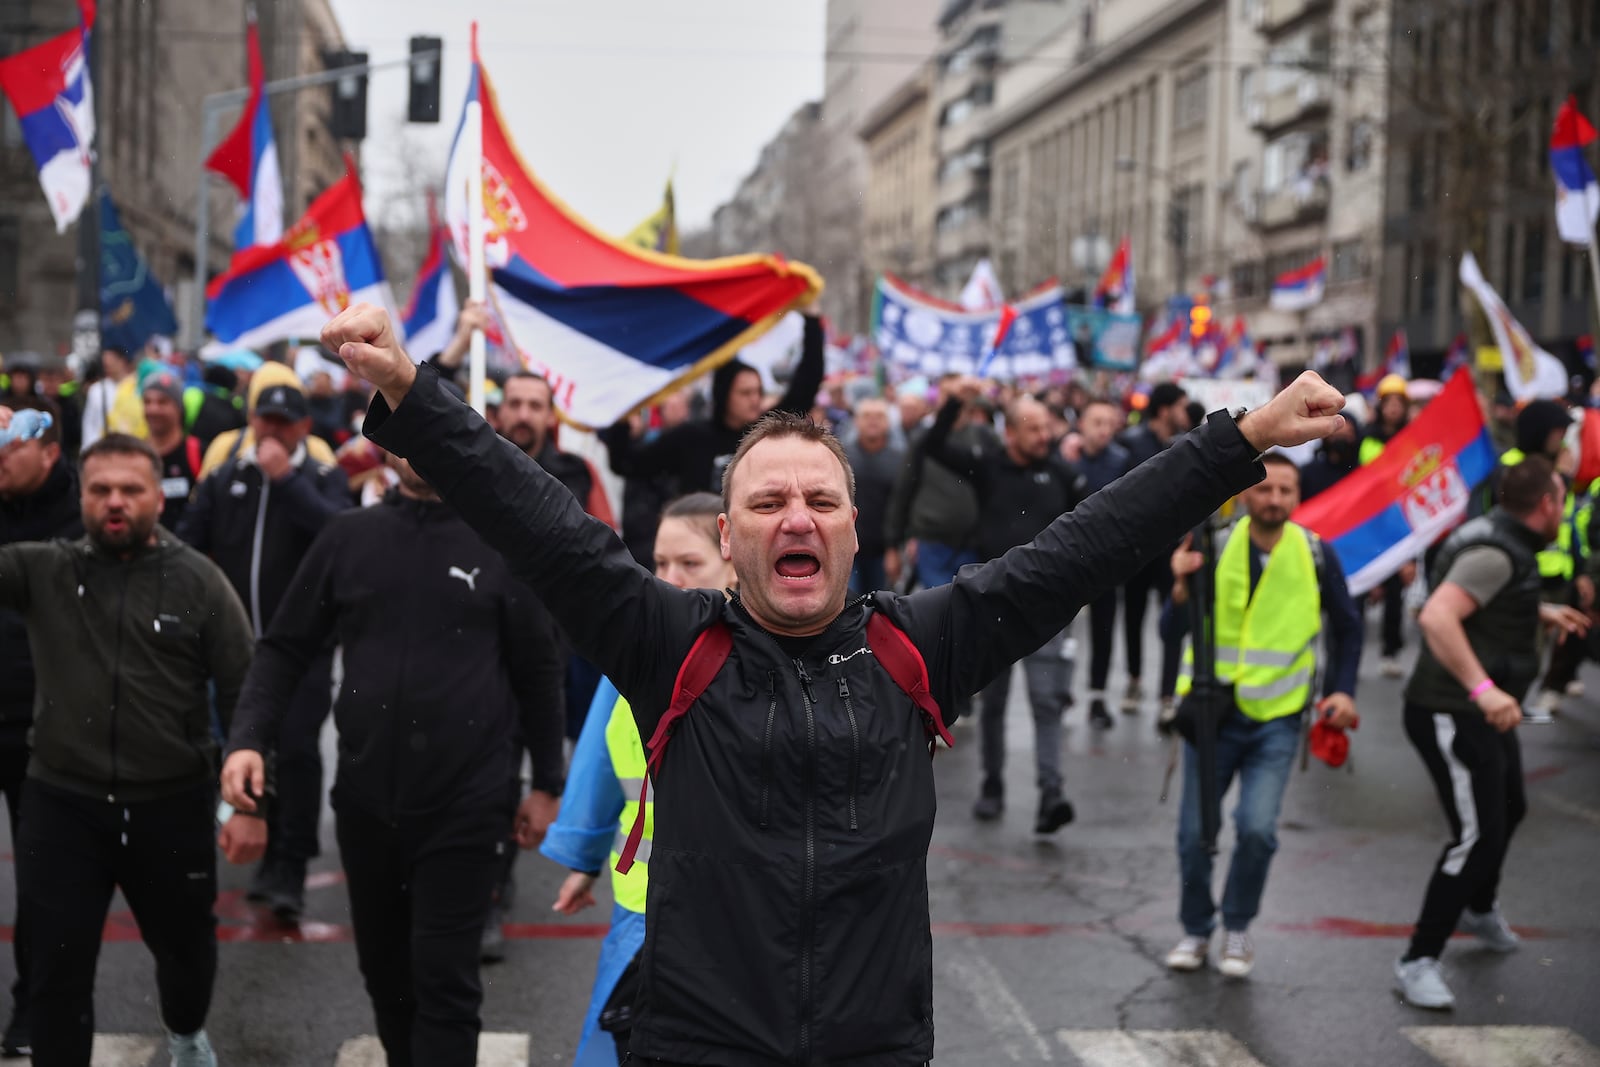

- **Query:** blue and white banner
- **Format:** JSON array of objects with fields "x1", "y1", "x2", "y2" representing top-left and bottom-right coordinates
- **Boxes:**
[{"x1": 874, "y1": 276, "x2": 1075, "y2": 380}]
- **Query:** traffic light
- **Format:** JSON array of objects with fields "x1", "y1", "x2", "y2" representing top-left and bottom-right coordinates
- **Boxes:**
[
  {"x1": 408, "y1": 36, "x2": 442, "y2": 123},
  {"x1": 327, "y1": 50, "x2": 369, "y2": 141},
  {"x1": 1189, "y1": 299, "x2": 1212, "y2": 339}
]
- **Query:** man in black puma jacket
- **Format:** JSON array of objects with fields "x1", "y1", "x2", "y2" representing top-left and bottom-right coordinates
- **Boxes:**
[{"x1": 322, "y1": 302, "x2": 1346, "y2": 1067}]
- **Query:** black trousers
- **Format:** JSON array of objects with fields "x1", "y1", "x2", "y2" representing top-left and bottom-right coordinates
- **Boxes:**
[
  {"x1": 1380, "y1": 573, "x2": 1406, "y2": 657},
  {"x1": 0, "y1": 743, "x2": 30, "y2": 1024},
  {"x1": 336, "y1": 801, "x2": 508, "y2": 1067},
  {"x1": 1402, "y1": 702, "x2": 1526, "y2": 961},
  {"x1": 1123, "y1": 556, "x2": 1181, "y2": 698},
  {"x1": 18, "y1": 780, "x2": 216, "y2": 1067},
  {"x1": 270, "y1": 651, "x2": 334, "y2": 867},
  {"x1": 1087, "y1": 590, "x2": 1118, "y2": 692}
]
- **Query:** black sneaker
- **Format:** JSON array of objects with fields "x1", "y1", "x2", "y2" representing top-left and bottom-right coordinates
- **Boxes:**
[
  {"x1": 1, "y1": 1008, "x2": 30, "y2": 1058},
  {"x1": 972, "y1": 778, "x2": 1004, "y2": 821},
  {"x1": 267, "y1": 858, "x2": 307, "y2": 923},
  {"x1": 1089, "y1": 698, "x2": 1114, "y2": 730},
  {"x1": 1034, "y1": 790, "x2": 1075, "y2": 834}
]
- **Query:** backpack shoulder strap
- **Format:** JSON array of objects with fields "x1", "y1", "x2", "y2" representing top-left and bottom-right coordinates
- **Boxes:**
[
  {"x1": 184, "y1": 435, "x2": 202, "y2": 479},
  {"x1": 616, "y1": 621, "x2": 733, "y2": 874},
  {"x1": 866, "y1": 611, "x2": 954, "y2": 756}
]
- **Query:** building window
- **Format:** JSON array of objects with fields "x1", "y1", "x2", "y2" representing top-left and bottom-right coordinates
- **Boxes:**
[
  {"x1": 1174, "y1": 66, "x2": 1209, "y2": 133},
  {"x1": 1522, "y1": 222, "x2": 1545, "y2": 302},
  {"x1": 1331, "y1": 239, "x2": 1366, "y2": 283},
  {"x1": 1346, "y1": 119, "x2": 1374, "y2": 172},
  {"x1": 1263, "y1": 130, "x2": 1330, "y2": 197},
  {"x1": 1419, "y1": 243, "x2": 1439, "y2": 314},
  {"x1": 1237, "y1": 67, "x2": 1255, "y2": 118},
  {"x1": 1230, "y1": 259, "x2": 1262, "y2": 299}
]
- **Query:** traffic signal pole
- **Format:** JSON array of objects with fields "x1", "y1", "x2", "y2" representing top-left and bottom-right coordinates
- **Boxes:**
[{"x1": 189, "y1": 48, "x2": 440, "y2": 347}]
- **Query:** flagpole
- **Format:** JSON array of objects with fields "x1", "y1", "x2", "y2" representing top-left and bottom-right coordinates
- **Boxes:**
[
  {"x1": 465, "y1": 22, "x2": 487, "y2": 416},
  {"x1": 1587, "y1": 231, "x2": 1600, "y2": 336}
]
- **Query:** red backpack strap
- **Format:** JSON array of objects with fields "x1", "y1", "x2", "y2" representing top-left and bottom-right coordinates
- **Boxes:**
[
  {"x1": 616, "y1": 621, "x2": 733, "y2": 873},
  {"x1": 184, "y1": 435, "x2": 202, "y2": 479},
  {"x1": 866, "y1": 612, "x2": 954, "y2": 756}
]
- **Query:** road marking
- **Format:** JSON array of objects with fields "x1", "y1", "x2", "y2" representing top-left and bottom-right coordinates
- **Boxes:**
[
  {"x1": 335, "y1": 1032, "x2": 530, "y2": 1066},
  {"x1": 1057, "y1": 1029, "x2": 1271, "y2": 1066},
  {"x1": 1403, "y1": 1026, "x2": 1600, "y2": 1067},
  {"x1": 84, "y1": 1033, "x2": 162, "y2": 1066},
  {"x1": 943, "y1": 950, "x2": 1053, "y2": 1061}
]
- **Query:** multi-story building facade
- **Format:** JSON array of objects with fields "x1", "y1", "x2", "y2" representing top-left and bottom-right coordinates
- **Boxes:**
[
  {"x1": 0, "y1": 0, "x2": 352, "y2": 353},
  {"x1": 859, "y1": 62, "x2": 938, "y2": 290}
]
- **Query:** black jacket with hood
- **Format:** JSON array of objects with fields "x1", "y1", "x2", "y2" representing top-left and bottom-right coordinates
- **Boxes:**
[
  {"x1": 225, "y1": 491, "x2": 567, "y2": 821},
  {"x1": 177, "y1": 438, "x2": 353, "y2": 635},
  {"x1": 0, "y1": 459, "x2": 83, "y2": 743},
  {"x1": 367, "y1": 363, "x2": 1264, "y2": 1067},
  {"x1": 598, "y1": 314, "x2": 826, "y2": 495}
]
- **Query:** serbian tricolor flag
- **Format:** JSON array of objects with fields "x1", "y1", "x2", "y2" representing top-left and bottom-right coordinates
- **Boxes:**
[
  {"x1": 402, "y1": 215, "x2": 458, "y2": 360},
  {"x1": 204, "y1": 12, "x2": 283, "y2": 249},
  {"x1": 0, "y1": 0, "x2": 96, "y2": 233},
  {"x1": 1551, "y1": 96, "x2": 1599, "y2": 246},
  {"x1": 443, "y1": 39, "x2": 821, "y2": 428},
  {"x1": 1294, "y1": 372, "x2": 1496, "y2": 595},
  {"x1": 205, "y1": 167, "x2": 398, "y2": 352},
  {"x1": 1092, "y1": 237, "x2": 1135, "y2": 315},
  {"x1": 1269, "y1": 256, "x2": 1325, "y2": 312}
]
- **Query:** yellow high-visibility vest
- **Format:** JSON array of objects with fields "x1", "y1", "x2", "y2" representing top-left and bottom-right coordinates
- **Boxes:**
[
  {"x1": 604, "y1": 693, "x2": 651, "y2": 914},
  {"x1": 1178, "y1": 519, "x2": 1321, "y2": 722}
]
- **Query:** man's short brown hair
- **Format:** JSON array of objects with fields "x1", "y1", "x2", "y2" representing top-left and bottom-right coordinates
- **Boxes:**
[
  {"x1": 79, "y1": 433, "x2": 161, "y2": 481},
  {"x1": 1499, "y1": 454, "x2": 1558, "y2": 515},
  {"x1": 721, "y1": 411, "x2": 855, "y2": 511}
]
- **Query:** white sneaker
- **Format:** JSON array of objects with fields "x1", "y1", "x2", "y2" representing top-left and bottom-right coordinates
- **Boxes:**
[
  {"x1": 168, "y1": 1029, "x2": 217, "y2": 1067},
  {"x1": 1458, "y1": 903, "x2": 1521, "y2": 952},
  {"x1": 1534, "y1": 689, "x2": 1562, "y2": 714},
  {"x1": 1218, "y1": 930, "x2": 1254, "y2": 978},
  {"x1": 1380, "y1": 657, "x2": 1404, "y2": 678},
  {"x1": 1565, "y1": 679, "x2": 1585, "y2": 697},
  {"x1": 1394, "y1": 956, "x2": 1455, "y2": 1010},
  {"x1": 1121, "y1": 680, "x2": 1144, "y2": 714},
  {"x1": 1165, "y1": 934, "x2": 1208, "y2": 972}
]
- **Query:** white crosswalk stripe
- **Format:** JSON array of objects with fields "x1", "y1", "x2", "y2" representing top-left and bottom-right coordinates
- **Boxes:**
[
  {"x1": 1057, "y1": 1029, "x2": 1270, "y2": 1066},
  {"x1": 1403, "y1": 1026, "x2": 1600, "y2": 1067},
  {"x1": 16, "y1": 1033, "x2": 165, "y2": 1066},
  {"x1": 334, "y1": 1031, "x2": 530, "y2": 1066}
]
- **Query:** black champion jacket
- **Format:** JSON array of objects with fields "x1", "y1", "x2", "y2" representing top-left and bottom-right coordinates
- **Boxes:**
[
  {"x1": 368, "y1": 364, "x2": 1265, "y2": 1067},
  {"x1": 226, "y1": 492, "x2": 568, "y2": 821}
]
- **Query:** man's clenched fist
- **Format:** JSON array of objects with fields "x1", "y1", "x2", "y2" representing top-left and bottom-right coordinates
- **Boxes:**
[
  {"x1": 1236, "y1": 371, "x2": 1346, "y2": 451},
  {"x1": 322, "y1": 303, "x2": 416, "y2": 409}
]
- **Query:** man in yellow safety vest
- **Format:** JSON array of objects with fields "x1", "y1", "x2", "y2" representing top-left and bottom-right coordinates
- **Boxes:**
[{"x1": 1162, "y1": 453, "x2": 1363, "y2": 979}]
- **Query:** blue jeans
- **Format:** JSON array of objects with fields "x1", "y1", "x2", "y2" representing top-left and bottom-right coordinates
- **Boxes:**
[
  {"x1": 914, "y1": 540, "x2": 977, "y2": 590},
  {"x1": 1177, "y1": 709, "x2": 1301, "y2": 936}
]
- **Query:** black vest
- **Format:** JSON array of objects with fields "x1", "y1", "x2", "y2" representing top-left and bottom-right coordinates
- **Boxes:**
[{"x1": 1405, "y1": 511, "x2": 1546, "y2": 709}]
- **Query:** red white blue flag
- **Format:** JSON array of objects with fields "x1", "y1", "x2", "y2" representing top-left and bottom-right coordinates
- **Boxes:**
[
  {"x1": 1293, "y1": 372, "x2": 1496, "y2": 594},
  {"x1": 205, "y1": 167, "x2": 397, "y2": 352},
  {"x1": 203, "y1": 13, "x2": 283, "y2": 249},
  {"x1": 1269, "y1": 256, "x2": 1325, "y2": 312},
  {"x1": 443, "y1": 42, "x2": 821, "y2": 428},
  {"x1": 0, "y1": 1, "x2": 96, "y2": 233},
  {"x1": 1551, "y1": 95, "x2": 1599, "y2": 246},
  {"x1": 1092, "y1": 237, "x2": 1135, "y2": 315},
  {"x1": 401, "y1": 218, "x2": 458, "y2": 360}
]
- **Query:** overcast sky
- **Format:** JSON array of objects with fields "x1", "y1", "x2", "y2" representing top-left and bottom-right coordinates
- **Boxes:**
[{"x1": 325, "y1": 0, "x2": 826, "y2": 236}]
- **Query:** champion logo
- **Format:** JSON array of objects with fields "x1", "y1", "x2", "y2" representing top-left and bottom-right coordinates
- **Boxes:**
[
  {"x1": 828, "y1": 647, "x2": 872, "y2": 665},
  {"x1": 448, "y1": 565, "x2": 481, "y2": 592}
]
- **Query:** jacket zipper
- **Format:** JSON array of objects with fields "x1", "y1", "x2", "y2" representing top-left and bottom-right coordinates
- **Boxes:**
[
  {"x1": 107, "y1": 568, "x2": 129, "y2": 800},
  {"x1": 248, "y1": 475, "x2": 270, "y2": 637},
  {"x1": 793, "y1": 659, "x2": 819, "y2": 1064},
  {"x1": 837, "y1": 677, "x2": 860, "y2": 832},
  {"x1": 759, "y1": 672, "x2": 777, "y2": 829}
]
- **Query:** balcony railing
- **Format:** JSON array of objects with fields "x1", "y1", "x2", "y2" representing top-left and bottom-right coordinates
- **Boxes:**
[
  {"x1": 1247, "y1": 75, "x2": 1331, "y2": 133},
  {"x1": 1255, "y1": 176, "x2": 1330, "y2": 229},
  {"x1": 1253, "y1": 0, "x2": 1333, "y2": 34}
]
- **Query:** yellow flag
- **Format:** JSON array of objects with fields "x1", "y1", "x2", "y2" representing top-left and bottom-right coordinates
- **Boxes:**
[{"x1": 623, "y1": 178, "x2": 679, "y2": 255}]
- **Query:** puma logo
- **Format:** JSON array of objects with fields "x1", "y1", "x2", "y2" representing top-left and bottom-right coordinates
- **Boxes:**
[{"x1": 448, "y1": 566, "x2": 481, "y2": 592}]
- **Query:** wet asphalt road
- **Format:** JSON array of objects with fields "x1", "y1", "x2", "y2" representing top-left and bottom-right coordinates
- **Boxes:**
[{"x1": 3, "y1": 609, "x2": 1598, "y2": 1066}]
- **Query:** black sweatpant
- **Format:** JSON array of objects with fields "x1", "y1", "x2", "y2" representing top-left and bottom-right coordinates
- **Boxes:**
[
  {"x1": 1088, "y1": 590, "x2": 1118, "y2": 692},
  {"x1": 1124, "y1": 556, "x2": 1180, "y2": 697},
  {"x1": 1381, "y1": 573, "x2": 1406, "y2": 658},
  {"x1": 0, "y1": 743, "x2": 30, "y2": 1025},
  {"x1": 1402, "y1": 702, "x2": 1526, "y2": 961},
  {"x1": 271, "y1": 651, "x2": 334, "y2": 867},
  {"x1": 18, "y1": 780, "x2": 217, "y2": 1067},
  {"x1": 336, "y1": 801, "x2": 508, "y2": 1067}
]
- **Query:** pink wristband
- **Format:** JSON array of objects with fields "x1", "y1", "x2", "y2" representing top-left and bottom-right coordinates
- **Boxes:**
[{"x1": 1468, "y1": 679, "x2": 1494, "y2": 700}]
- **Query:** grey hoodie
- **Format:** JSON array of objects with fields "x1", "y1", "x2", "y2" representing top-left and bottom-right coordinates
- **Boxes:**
[{"x1": 0, "y1": 528, "x2": 254, "y2": 802}]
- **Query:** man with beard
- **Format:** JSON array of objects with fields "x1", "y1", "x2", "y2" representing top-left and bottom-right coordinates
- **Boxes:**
[
  {"x1": 141, "y1": 372, "x2": 203, "y2": 531},
  {"x1": 924, "y1": 380, "x2": 1087, "y2": 833},
  {"x1": 220, "y1": 445, "x2": 566, "y2": 1067},
  {"x1": 1163, "y1": 454, "x2": 1361, "y2": 980},
  {"x1": 0, "y1": 428, "x2": 259, "y2": 1067},
  {"x1": 0, "y1": 396, "x2": 82, "y2": 1056}
]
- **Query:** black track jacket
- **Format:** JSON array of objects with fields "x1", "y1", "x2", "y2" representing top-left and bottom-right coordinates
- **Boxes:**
[{"x1": 367, "y1": 365, "x2": 1265, "y2": 1066}]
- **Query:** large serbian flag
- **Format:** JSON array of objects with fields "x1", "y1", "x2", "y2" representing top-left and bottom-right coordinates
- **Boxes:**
[
  {"x1": 1293, "y1": 371, "x2": 1496, "y2": 595},
  {"x1": 0, "y1": 0, "x2": 96, "y2": 233},
  {"x1": 443, "y1": 36, "x2": 821, "y2": 428},
  {"x1": 206, "y1": 167, "x2": 398, "y2": 353}
]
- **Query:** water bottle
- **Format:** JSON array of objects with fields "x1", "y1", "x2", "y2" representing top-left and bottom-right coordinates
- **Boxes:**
[{"x1": 0, "y1": 409, "x2": 52, "y2": 447}]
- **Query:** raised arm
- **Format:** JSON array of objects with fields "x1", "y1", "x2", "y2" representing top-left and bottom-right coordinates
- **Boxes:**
[
  {"x1": 771, "y1": 312, "x2": 825, "y2": 416},
  {"x1": 323, "y1": 304, "x2": 713, "y2": 717}
]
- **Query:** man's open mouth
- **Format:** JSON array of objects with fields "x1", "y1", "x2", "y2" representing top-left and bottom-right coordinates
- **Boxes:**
[{"x1": 775, "y1": 553, "x2": 821, "y2": 580}]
